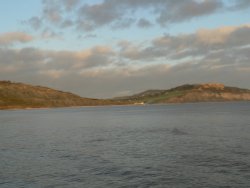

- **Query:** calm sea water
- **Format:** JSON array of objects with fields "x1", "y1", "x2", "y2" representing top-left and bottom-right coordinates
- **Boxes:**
[{"x1": 0, "y1": 102, "x2": 250, "y2": 188}]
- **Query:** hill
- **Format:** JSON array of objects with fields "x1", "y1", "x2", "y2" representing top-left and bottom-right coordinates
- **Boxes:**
[
  {"x1": 1, "y1": 81, "x2": 250, "y2": 109},
  {"x1": 0, "y1": 81, "x2": 125, "y2": 109},
  {"x1": 114, "y1": 83, "x2": 250, "y2": 104}
]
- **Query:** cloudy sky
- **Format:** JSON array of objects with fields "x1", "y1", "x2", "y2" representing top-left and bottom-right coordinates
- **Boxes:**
[{"x1": 0, "y1": 0, "x2": 250, "y2": 98}]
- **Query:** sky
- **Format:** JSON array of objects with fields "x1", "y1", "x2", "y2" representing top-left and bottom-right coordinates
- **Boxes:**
[{"x1": 0, "y1": 0, "x2": 250, "y2": 98}]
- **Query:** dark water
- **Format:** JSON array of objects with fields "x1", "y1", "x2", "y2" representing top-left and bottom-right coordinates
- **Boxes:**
[{"x1": 0, "y1": 102, "x2": 250, "y2": 188}]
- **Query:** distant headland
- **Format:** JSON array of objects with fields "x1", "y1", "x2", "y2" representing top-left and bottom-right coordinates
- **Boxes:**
[
  {"x1": 0, "y1": 81, "x2": 250, "y2": 109},
  {"x1": 114, "y1": 83, "x2": 250, "y2": 104}
]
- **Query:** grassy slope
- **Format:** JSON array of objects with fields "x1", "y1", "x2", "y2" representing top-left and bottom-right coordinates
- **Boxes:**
[
  {"x1": 1, "y1": 81, "x2": 250, "y2": 109},
  {"x1": 114, "y1": 84, "x2": 250, "y2": 104},
  {"x1": 0, "y1": 81, "x2": 126, "y2": 109}
]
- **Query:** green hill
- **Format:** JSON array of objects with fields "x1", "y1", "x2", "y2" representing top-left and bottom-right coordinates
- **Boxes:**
[
  {"x1": 114, "y1": 83, "x2": 250, "y2": 104},
  {"x1": 0, "y1": 81, "x2": 125, "y2": 109},
  {"x1": 1, "y1": 81, "x2": 250, "y2": 109}
]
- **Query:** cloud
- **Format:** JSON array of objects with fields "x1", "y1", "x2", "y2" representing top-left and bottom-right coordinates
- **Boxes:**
[
  {"x1": 0, "y1": 45, "x2": 115, "y2": 75},
  {"x1": 1, "y1": 23, "x2": 250, "y2": 98},
  {"x1": 119, "y1": 24, "x2": 250, "y2": 62},
  {"x1": 82, "y1": 34, "x2": 97, "y2": 39},
  {"x1": 27, "y1": 17, "x2": 43, "y2": 30},
  {"x1": 60, "y1": 19, "x2": 74, "y2": 28},
  {"x1": 157, "y1": 0, "x2": 222, "y2": 25},
  {"x1": 42, "y1": 0, "x2": 63, "y2": 24},
  {"x1": 0, "y1": 32, "x2": 33, "y2": 46},
  {"x1": 119, "y1": 26, "x2": 250, "y2": 82},
  {"x1": 62, "y1": 0, "x2": 80, "y2": 11},
  {"x1": 39, "y1": 69, "x2": 66, "y2": 79},
  {"x1": 137, "y1": 18, "x2": 153, "y2": 28},
  {"x1": 27, "y1": 0, "x2": 224, "y2": 32},
  {"x1": 77, "y1": 0, "x2": 222, "y2": 30},
  {"x1": 196, "y1": 26, "x2": 238, "y2": 45},
  {"x1": 78, "y1": 1, "x2": 121, "y2": 27},
  {"x1": 1, "y1": 46, "x2": 249, "y2": 98},
  {"x1": 228, "y1": 0, "x2": 250, "y2": 10},
  {"x1": 41, "y1": 28, "x2": 62, "y2": 39}
]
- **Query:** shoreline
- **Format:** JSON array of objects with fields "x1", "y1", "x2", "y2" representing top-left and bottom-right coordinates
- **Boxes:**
[{"x1": 1, "y1": 100, "x2": 249, "y2": 111}]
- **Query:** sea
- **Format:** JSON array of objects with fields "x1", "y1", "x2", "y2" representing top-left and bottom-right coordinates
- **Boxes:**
[{"x1": 0, "y1": 102, "x2": 250, "y2": 188}]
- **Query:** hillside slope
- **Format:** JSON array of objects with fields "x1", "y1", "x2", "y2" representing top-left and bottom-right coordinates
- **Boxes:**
[
  {"x1": 115, "y1": 83, "x2": 250, "y2": 104},
  {"x1": 0, "y1": 81, "x2": 121, "y2": 109},
  {"x1": 1, "y1": 81, "x2": 250, "y2": 109}
]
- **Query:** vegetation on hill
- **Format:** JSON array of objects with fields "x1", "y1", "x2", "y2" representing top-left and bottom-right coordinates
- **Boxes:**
[
  {"x1": 1, "y1": 81, "x2": 250, "y2": 109},
  {"x1": 114, "y1": 83, "x2": 250, "y2": 104},
  {"x1": 0, "y1": 81, "x2": 126, "y2": 109}
]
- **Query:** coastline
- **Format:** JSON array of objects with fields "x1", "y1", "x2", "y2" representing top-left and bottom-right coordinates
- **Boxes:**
[{"x1": 1, "y1": 100, "x2": 249, "y2": 111}]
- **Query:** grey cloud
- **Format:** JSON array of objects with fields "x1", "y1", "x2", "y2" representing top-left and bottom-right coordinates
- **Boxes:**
[
  {"x1": 41, "y1": 28, "x2": 62, "y2": 39},
  {"x1": 43, "y1": 7, "x2": 62, "y2": 24},
  {"x1": 111, "y1": 18, "x2": 135, "y2": 29},
  {"x1": 82, "y1": 34, "x2": 97, "y2": 39},
  {"x1": 120, "y1": 43, "x2": 166, "y2": 61},
  {"x1": 0, "y1": 46, "x2": 115, "y2": 74},
  {"x1": 204, "y1": 46, "x2": 250, "y2": 68},
  {"x1": 157, "y1": 0, "x2": 222, "y2": 24},
  {"x1": 2, "y1": 23, "x2": 250, "y2": 98},
  {"x1": 25, "y1": 0, "x2": 250, "y2": 36},
  {"x1": 120, "y1": 24, "x2": 250, "y2": 62},
  {"x1": 28, "y1": 0, "x2": 78, "y2": 31},
  {"x1": 0, "y1": 32, "x2": 33, "y2": 46},
  {"x1": 28, "y1": 17, "x2": 43, "y2": 30},
  {"x1": 24, "y1": 0, "x2": 248, "y2": 36},
  {"x1": 77, "y1": 0, "x2": 222, "y2": 30},
  {"x1": 30, "y1": 0, "x2": 224, "y2": 32},
  {"x1": 65, "y1": 54, "x2": 250, "y2": 98},
  {"x1": 61, "y1": 19, "x2": 74, "y2": 28},
  {"x1": 227, "y1": 26, "x2": 250, "y2": 47},
  {"x1": 1, "y1": 42, "x2": 249, "y2": 98},
  {"x1": 114, "y1": 24, "x2": 250, "y2": 96},
  {"x1": 137, "y1": 18, "x2": 153, "y2": 28},
  {"x1": 229, "y1": 0, "x2": 250, "y2": 10},
  {"x1": 62, "y1": 0, "x2": 80, "y2": 11},
  {"x1": 50, "y1": 47, "x2": 114, "y2": 69},
  {"x1": 76, "y1": 20, "x2": 95, "y2": 32},
  {"x1": 78, "y1": 2, "x2": 121, "y2": 27}
]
